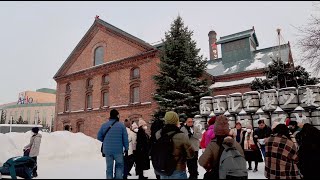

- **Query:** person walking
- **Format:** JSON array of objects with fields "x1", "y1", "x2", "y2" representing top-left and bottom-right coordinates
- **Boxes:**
[
  {"x1": 253, "y1": 119, "x2": 272, "y2": 159},
  {"x1": 23, "y1": 127, "x2": 42, "y2": 177},
  {"x1": 123, "y1": 119, "x2": 137, "y2": 179},
  {"x1": 154, "y1": 111, "x2": 195, "y2": 179},
  {"x1": 97, "y1": 109, "x2": 129, "y2": 179},
  {"x1": 200, "y1": 116, "x2": 216, "y2": 150},
  {"x1": 243, "y1": 124, "x2": 263, "y2": 172},
  {"x1": 180, "y1": 117, "x2": 202, "y2": 179},
  {"x1": 199, "y1": 115, "x2": 244, "y2": 179},
  {"x1": 150, "y1": 117, "x2": 164, "y2": 179},
  {"x1": 136, "y1": 118, "x2": 150, "y2": 179},
  {"x1": 264, "y1": 123, "x2": 301, "y2": 179},
  {"x1": 230, "y1": 121, "x2": 246, "y2": 149}
]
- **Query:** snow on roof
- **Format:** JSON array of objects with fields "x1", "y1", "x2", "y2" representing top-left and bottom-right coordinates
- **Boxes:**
[
  {"x1": 274, "y1": 106, "x2": 284, "y2": 113},
  {"x1": 243, "y1": 91, "x2": 259, "y2": 95},
  {"x1": 294, "y1": 106, "x2": 305, "y2": 111},
  {"x1": 207, "y1": 64, "x2": 218, "y2": 69},
  {"x1": 239, "y1": 109, "x2": 247, "y2": 115},
  {"x1": 229, "y1": 92, "x2": 242, "y2": 96},
  {"x1": 214, "y1": 95, "x2": 227, "y2": 98},
  {"x1": 210, "y1": 76, "x2": 266, "y2": 89},
  {"x1": 256, "y1": 108, "x2": 264, "y2": 114},
  {"x1": 223, "y1": 68, "x2": 230, "y2": 73},
  {"x1": 245, "y1": 60, "x2": 265, "y2": 70},
  {"x1": 224, "y1": 110, "x2": 230, "y2": 116},
  {"x1": 201, "y1": 96, "x2": 213, "y2": 99},
  {"x1": 0, "y1": 124, "x2": 43, "y2": 127}
]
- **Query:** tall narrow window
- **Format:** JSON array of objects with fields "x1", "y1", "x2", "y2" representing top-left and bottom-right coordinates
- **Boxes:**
[
  {"x1": 131, "y1": 85, "x2": 140, "y2": 103},
  {"x1": 131, "y1": 67, "x2": 140, "y2": 79},
  {"x1": 65, "y1": 98, "x2": 70, "y2": 112},
  {"x1": 103, "y1": 92, "x2": 109, "y2": 107},
  {"x1": 102, "y1": 74, "x2": 109, "y2": 85},
  {"x1": 66, "y1": 83, "x2": 71, "y2": 93},
  {"x1": 86, "y1": 94, "x2": 92, "y2": 109},
  {"x1": 94, "y1": 46, "x2": 104, "y2": 66},
  {"x1": 87, "y1": 78, "x2": 93, "y2": 88}
]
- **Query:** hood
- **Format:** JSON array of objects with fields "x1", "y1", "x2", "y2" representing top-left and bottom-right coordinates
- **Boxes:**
[
  {"x1": 222, "y1": 136, "x2": 236, "y2": 148},
  {"x1": 34, "y1": 133, "x2": 42, "y2": 138}
]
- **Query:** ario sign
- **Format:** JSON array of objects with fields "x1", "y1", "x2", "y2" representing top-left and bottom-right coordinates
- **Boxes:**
[{"x1": 17, "y1": 92, "x2": 33, "y2": 104}]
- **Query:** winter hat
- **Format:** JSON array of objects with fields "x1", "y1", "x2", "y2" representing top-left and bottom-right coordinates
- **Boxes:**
[
  {"x1": 138, "y1": 118, "x2": 147, "y2": 127},
  {"x1": 164, "y1": 111, "x2": 179, "y2": 125},
  {"x1": 131, "y1": 122, "x2": 138, "y2": 130},
  {"x1": 285, "y1": 118, "x2": 291, "y2": 126},
  {"x1": 208, "y1": 116, "x2": 216, "y2": 126},
  {"x1": 236, "y1": 120, "x2": 242, "y2": 126},
  {"x1": 110, "y1": 109, "x2": 119, "y2": 119},
  {"x1": 214, "y1": 115, "x2": 230, "y2": 136},
  {"x1": 32, "y1": 127, "x2": 39, "y2": 134}
]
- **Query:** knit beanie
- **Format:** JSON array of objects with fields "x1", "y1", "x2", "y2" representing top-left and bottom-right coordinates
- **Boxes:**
[
  {"x1": 164, "y1": 111, "x2": 179, "y2": 125},
  {"x1": 138, "y1": 118, "x2": 147, "y2": 127},
  {"x1": 214, "y1": 115, "x2": 230, "y2": 136},
  {"x1": 208, "y1": 116, "x2": 216, "y2": 126}
]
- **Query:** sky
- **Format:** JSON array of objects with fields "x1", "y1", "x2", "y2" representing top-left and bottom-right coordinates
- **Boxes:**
[{"x1": 0, "y1": 1, "x2": 318, "y2": 105}]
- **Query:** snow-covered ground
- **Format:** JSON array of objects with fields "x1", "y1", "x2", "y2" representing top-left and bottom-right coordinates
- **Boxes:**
[{"x1": 0, "y1": 131, "x2": 266, "y2": 179}]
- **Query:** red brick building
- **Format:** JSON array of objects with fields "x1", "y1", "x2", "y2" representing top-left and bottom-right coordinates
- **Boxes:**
[
  {"x1": 53, "y1": 17, "x2": 160, "y2": 137},
  {"x1": 206, "y1": 27, "x2": 294, "y2": 96}
]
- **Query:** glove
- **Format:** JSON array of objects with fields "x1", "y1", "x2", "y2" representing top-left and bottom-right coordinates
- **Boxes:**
[{"x1": 124, "y1": 150, "x2": 128, "y2": 157}]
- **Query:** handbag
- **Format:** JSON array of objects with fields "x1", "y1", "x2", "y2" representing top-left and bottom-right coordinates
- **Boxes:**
[{"x1": 101, "y1": 120, "x2": 117, "y2": 157}]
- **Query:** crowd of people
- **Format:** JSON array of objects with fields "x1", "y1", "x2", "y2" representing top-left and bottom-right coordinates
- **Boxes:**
[{"x1": 95, "y1": 109, "x2": 320, "y2": 179}]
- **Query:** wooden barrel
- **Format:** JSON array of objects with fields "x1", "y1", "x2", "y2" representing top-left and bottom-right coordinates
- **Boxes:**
[
  {"x1": 213, "y1": 95, "x2": 228, "y2": 115},
  {"x1": 310, "y1": 109, "x2": 320, "y2": 130},
  {"x1": 298, "y1": 85, "x2": 320, "y2": 110},
  {"x1": 290, "y1": 111, "x2": 311, "y2": 124},
  {"x1": 236, "y1": 114, "x2": 253, "y2": 128},
  {"x1": 278, "y1": 87, "x2": 299, "y2": 111},
  {"x1": 253, "y1": 113, "x2": 271, "y2": 129},
  {"x1": 227, "y1": 93, "x2": 243, "y2": 114},
  {"x1": 260, "y1": 89, "x2": 278, "y2": 112},
  {"x1": 200, "y1": 96, "x2": 213, "y2": 116},
  {"x1": 243, "y1": 91, "x2": 260, "y2": 113},
  {"x1": 271, "y1": 112, "x2": 288, "y2": 126}
]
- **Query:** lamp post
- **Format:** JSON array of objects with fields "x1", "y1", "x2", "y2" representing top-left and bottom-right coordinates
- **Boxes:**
[
  {"x1": 50, "y1": 114, "x2": 53, "y2": 132},
  {"x1": 10, "y1": 115, "x2": 13, "y2": 133}
]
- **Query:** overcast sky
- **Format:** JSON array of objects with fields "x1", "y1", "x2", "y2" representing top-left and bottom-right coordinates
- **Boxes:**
[{"x1": 0, "y1": 1, "x2": 317, "y2": 105}]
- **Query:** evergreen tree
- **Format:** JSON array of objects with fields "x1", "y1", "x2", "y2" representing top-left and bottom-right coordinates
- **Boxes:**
[
  {"x1": 153, "y1": 16, "x2": 210, "y2": 119},
  {"x1": 251, "y1": 57, "x2": 319, "y2": 91},
  {"x1": 0, "y1": 110, "x2": 6, "y2": 124}
]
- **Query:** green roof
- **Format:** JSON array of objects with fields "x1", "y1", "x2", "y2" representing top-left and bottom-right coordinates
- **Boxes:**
[
  {"x1": 217, "y1": 28, "x2": 259, "y2": 47},
  {"x1": 36, "y1": 88, "x2": 56, "y2": 94},
  {"x1": 206, "y1": 43, "x2": 290, "y2": 76}
]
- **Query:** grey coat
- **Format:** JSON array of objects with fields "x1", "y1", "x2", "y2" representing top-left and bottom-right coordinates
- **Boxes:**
[
  {"x1": 180, "y1": 126, "x2": 202, "y2": 151},
  {"x1": 24, "y1": 133, "x2": 42, "y2": 157}
]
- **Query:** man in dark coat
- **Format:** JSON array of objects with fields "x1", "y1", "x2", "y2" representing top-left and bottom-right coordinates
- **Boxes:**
[
  {"x1": 253, "y1": 119, "x2": 271, "y2": 161},
  {"x1": 136, "y1": 118, "x2": 150, "y2": 179},
  {"x1": 150, "y1": 117, "x2": 164, "y2": 179}
]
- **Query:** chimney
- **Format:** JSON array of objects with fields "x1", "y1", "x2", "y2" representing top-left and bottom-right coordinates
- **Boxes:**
[{"x1": 208, "y1": 30, "x2": 218, "y2": 60}]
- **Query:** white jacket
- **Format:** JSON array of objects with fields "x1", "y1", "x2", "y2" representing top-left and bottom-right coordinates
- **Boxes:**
[
  {"x1": 126, "y1": 127, "x2": 137, "y2": 155},
  {"x1": 24, "y1": 133, "x2": 42, "y2": 157}
]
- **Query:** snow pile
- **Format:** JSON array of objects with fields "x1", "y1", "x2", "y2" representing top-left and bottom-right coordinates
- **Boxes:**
[
  {"x1": 0, "y1": 131, "x2": 101, "y2": 165},
  {"x1": 246, "y1": 60, "x2": 265, "y2": 70}
]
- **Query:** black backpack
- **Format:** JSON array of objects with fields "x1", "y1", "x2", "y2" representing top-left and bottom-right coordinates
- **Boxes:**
[{"x1": 151, "y1": 130, "x2": 181, "y2": 176}]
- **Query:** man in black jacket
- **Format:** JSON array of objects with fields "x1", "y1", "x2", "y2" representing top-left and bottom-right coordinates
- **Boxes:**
[
  {"x1": 253, "y1": 120, "x2": 272, "y2": 160},
  {"x1": 150, "y1": 117, "x2": 164, "y2": 179}
]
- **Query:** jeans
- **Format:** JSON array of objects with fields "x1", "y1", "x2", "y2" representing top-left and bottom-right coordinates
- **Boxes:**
[
  {"x1": 105, "y1": 153, "x2": 124, "y2": 179},
  {"x1": 160, "y1": 170, "x2": 187, "y2": 179}
]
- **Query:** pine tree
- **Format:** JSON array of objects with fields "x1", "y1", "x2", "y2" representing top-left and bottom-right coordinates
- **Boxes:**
[
  {"x1": 153, "y1": 16, "x2": 210, "y2": 119},
  {"x1": 251, "y1": 58, "x2": 319, "y2": 91},
  {"x1": 0, "y1": 110, "x2": 6, "y2": 124}
]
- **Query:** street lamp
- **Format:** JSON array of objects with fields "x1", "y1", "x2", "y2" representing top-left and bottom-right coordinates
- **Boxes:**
[
  {"x1": 50, "y1": 114, "x2": 53, "y2": 132},
  {"x1": 10, "y1": 115, "x2": 13, "y2": 133}
]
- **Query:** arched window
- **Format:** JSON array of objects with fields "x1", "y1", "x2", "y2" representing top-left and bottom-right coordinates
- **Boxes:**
[
  {"x1": 86, "y1": 78, "x2": 93, "y2": 89},
  {"x1": 102, "y1": 74, "x2": 109, "y2": 85},
  {"x1": 86, "y1": 93, "x2": 93, "y2": 109},
  {"x1": 76, "y1": 121, "x2": 84, "y2": 133},
  {"x1": 66, "y1": 83, "x2": 71, "y2": 93},
  {"x1": 130, "y1": 84, "x2": 140, "y2": 103},
  {"x1": 102, "y1": 91, "x2": 109, "y2": 107},
  {"x1": 94, "y1": 46, "x2": 104, "y2": 66},
  {"x1": 131, "y1": 67, "x2": 140, "y2": 79},
  {"x1": 65, "y1": 97, "x2": 70, "y2": 112}
]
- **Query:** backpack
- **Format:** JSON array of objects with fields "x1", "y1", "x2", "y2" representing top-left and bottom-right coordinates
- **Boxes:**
[
  {"x1": 0, "y1": 156, "x2": 36, "y2": 179},
  {"x1": 151, "y1": 130, "x2": 181, "y2": 176},
  {"x1": 219, "y1": 144, "x2": 248, "y2": 179}
]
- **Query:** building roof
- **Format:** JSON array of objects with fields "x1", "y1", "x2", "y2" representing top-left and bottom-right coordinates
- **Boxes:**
[
  {"x1": 36, "y1": 88, "x2": 56, "y2": 94},
  {"x1": 217, "y1": 28, "x2": 259, "y2": 46},
  {"x1": 206, "y1": 43, "x2": 290, "y2": 76},
  {"x1": 54, "y1": 17, "x2": 155, "y2": 79}
]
